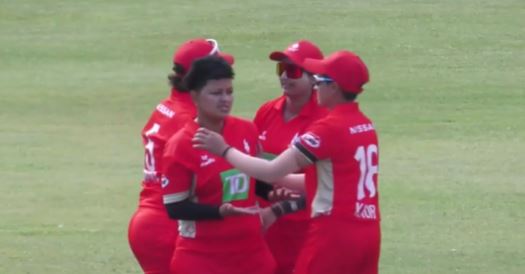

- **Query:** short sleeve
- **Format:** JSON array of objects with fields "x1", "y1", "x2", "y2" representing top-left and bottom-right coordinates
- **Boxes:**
[
  {"x1": 292, "y1": 120, "x2": 335, "y2": 163},
  {"x1": 161, "y1": 161, "x2": 193, "y2": 204},
  {"x1": 161, "y1": 131, "x2": 197, "y2": 204},
  {"x1": 160, "y1": 112, "x2": 192, "y2": 140}
]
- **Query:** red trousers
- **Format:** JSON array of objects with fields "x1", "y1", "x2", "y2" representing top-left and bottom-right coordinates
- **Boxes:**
[
  {"x1": 128, "y1": 207, "x2": 178, "y2": 274},
  {"x1": 294, "y1": 219, "x2": 381, "y2": 274},
  {"x1": 265, "y1": 218, "x2": 309, "y2": 274},
  {"x1": 170, "y1": 245, "x2": 276, "y2": 274}
]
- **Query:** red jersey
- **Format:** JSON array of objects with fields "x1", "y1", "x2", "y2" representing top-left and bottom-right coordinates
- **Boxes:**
[
  {"x1": 139, "y1": 90, "x2": 196, "y2": 209},
  {"x1": 253, "y1": 92, "x2": 328, "y2": 219},
  {"x1": 161, "y1": 117, "x2": 266, "y2": 252},
  {"x1": 293, "y1": 102, "x2": 380, "y2": 223}
]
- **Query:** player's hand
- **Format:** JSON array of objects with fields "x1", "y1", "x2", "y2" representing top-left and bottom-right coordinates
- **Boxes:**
[
  {"x1": 268, "y1": 187, "x2": 301, "y2": 202},
  {"x1": 192, "y1": 127, "x2": 229, "y2": 156},
  {"x1": 219, "y1": 203, "x2": 259, "y2": 217},
  {"x1": 259, "y1": 207, "x2": 278, "y2": 231}
]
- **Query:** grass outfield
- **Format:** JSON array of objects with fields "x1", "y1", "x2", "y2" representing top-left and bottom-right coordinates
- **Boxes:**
[{"x1": 1, "y1": 0, "x2": 524, "y2": 273}]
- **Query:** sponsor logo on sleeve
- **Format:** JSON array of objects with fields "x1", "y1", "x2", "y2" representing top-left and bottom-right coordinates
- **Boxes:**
[{"x1": 300, "y1": 132, "x2": 321, "y2": 148}]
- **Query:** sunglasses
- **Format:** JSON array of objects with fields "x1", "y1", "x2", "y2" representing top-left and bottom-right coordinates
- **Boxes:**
[
  {"x1": 276, "y1": 62, "x2": 304, "y2": 79},
  {"x1": 314, "y1": 75, "x2": 334, "y2": 85}
]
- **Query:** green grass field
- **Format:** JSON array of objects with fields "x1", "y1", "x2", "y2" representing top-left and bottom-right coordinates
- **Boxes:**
[{"x1": 1, "y1": 0, "x2": 524, "y2": 273}]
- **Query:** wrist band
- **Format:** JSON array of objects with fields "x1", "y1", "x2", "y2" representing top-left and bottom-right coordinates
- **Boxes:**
[
  {"x1": 221, "y1": 146, "x2": 232, "y2": 158},
  {"x1": 271, "y1": 197, "x2": 306, "y2": 218}
]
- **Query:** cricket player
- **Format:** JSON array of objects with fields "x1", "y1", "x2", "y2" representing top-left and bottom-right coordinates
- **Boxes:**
[
  {"x1": 128, "y1": 39, "x2": 234, "y2": 274},
  {"x1": 253, "y1": 40, "x2": 328, "y2": 274},
  {"x1": 162, "y1": 56, "x2": 276, "y2": 274}
]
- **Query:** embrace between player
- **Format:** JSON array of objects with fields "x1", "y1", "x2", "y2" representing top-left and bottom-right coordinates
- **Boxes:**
[{"x1": 129, "y1": 38, "x2": 381, "y2": 274}]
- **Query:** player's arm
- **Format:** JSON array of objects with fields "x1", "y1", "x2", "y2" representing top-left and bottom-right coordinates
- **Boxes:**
[
  {"x1": 253, "y1": 145, "x2": 274, "y2": 200},
  {"x1": 253, "y1": 156, "x2": 305, "y2": 198},
  {"x1": 165, "y1": 199, "x2": 254, "y2": 220},
  {"x1": 193, "y1": 128, "x2": 310, "y2": 182},
  {"x1": 162, "y1": 162, "x2": 223, "y2": 220},
  {"x1": 225, "y1": 146, "x2": 306, "y2": 183},
  {"x1": 273, "y1": 174, "x2": 305, "y2": 192},
  {"x1": 165, "y1": 199, "x2": 222, "y2": 220},
  {"x1": 255, "y1": 151, "x2": 304, "y2": 198},
  {"x1": 260, "y1": 196, "x2": 307, "y2": 230},
  {"x1": 270, "y1": 196, "x2": 307, "y2": 217}
]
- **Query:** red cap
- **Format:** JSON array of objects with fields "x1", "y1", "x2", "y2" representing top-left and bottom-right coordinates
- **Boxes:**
[
  {"x1": 269, "y1": 40, "x2": 323, "y2": 67},
  {"x1": 302, "y1": 50, "x2": 369, "y2": 94},
  {"x1": 173, "y1": 38, "x2": 234, "y2": 72}
]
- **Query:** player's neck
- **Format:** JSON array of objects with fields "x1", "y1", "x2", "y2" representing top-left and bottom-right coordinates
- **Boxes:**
[
  {"x1": 283, "y1": 92, "x2": 311, "y2": 121},
  {"x1": 327, "y1": 96, "x2": 352, "y2": 109},
  {"x1": 196, "y1": 116, "x2": 224, "y2": 134}
]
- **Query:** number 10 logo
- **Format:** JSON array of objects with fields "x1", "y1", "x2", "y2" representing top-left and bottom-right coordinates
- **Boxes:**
[
  {"x1": 354, "y1": 144, "x2": 378, "y2": 200},
  {"x1": 221, "y1": 169, "x2": 250, "y2": 202}
]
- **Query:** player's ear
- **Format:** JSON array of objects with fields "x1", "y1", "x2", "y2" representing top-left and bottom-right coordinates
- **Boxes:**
[
  {"x1": 320, "y1": 83, "x2": 338, "y2": 103},
  {"x1": 190, "y1": 90, "x2": 199, "y2": 102},
  {"x1": 333, "y1": 83, "x2": 345, "y2": 97},
  {"x1": 306, "y1": 73, "x2": 316, "y2": 88}
]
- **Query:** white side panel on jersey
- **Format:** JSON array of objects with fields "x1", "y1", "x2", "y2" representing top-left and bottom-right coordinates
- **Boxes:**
[
  {"x1": 179, "y1": 175, "x2": 198, "y2": 238},
  {"x1": 311, "y1": 159, "x2": 335, "y2": 217},
  {"x1": 163, "y1": 191, "x2": 189, "y2": 204},
  {"x1": 178, "y1": 220, "x2": 196, "y2": 238}
]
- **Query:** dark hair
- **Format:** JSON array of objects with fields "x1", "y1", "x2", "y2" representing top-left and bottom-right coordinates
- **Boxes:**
[
  {"x1": 183, "y1": 56, "x2": 234, "y2": 92},
  {"x1": 167, "y1": 63, "x2": 188, "y2": 92},
  {"x1": 342, "y1": 91, "x2": 358, "y2": 101}
]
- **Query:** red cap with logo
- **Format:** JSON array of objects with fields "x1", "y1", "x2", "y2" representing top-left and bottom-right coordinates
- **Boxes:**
[
  {"x1": 269, "y1": 40, "x2": 324, "y2": 66},
  {"x1": 302, "y1": 50, "x2": 369, "y2": 94},
  {"x1": 173, "y1": 38, "x2": 234, "y2": 73}
]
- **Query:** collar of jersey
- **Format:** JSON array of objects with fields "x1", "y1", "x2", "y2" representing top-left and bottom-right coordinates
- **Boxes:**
[
  {"x1": 170, "y1": 88, "x2": 193, "y2": 102},
  {"x1": 330, "y1": 102, "x2": 360, "y2": 115},
  {"x1": 273, "y1": 89, "x2": 319, "y2": 118}
]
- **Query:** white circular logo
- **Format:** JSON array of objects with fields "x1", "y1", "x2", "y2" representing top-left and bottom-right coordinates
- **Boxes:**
[
  {"x1": 161, "y1": 176, "x2": 170, "y2": 188},
  {"x1": 301, "y1": 132, "x2": 321, "y2": 148}
]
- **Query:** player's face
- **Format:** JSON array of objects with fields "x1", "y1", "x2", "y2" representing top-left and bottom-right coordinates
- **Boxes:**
[
  {"x1": 193, "y1": 78, "x2": 233, "y2": 121},
  {"x1": 277, "y1": 61, "x2": 315, "y2": 99}
]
